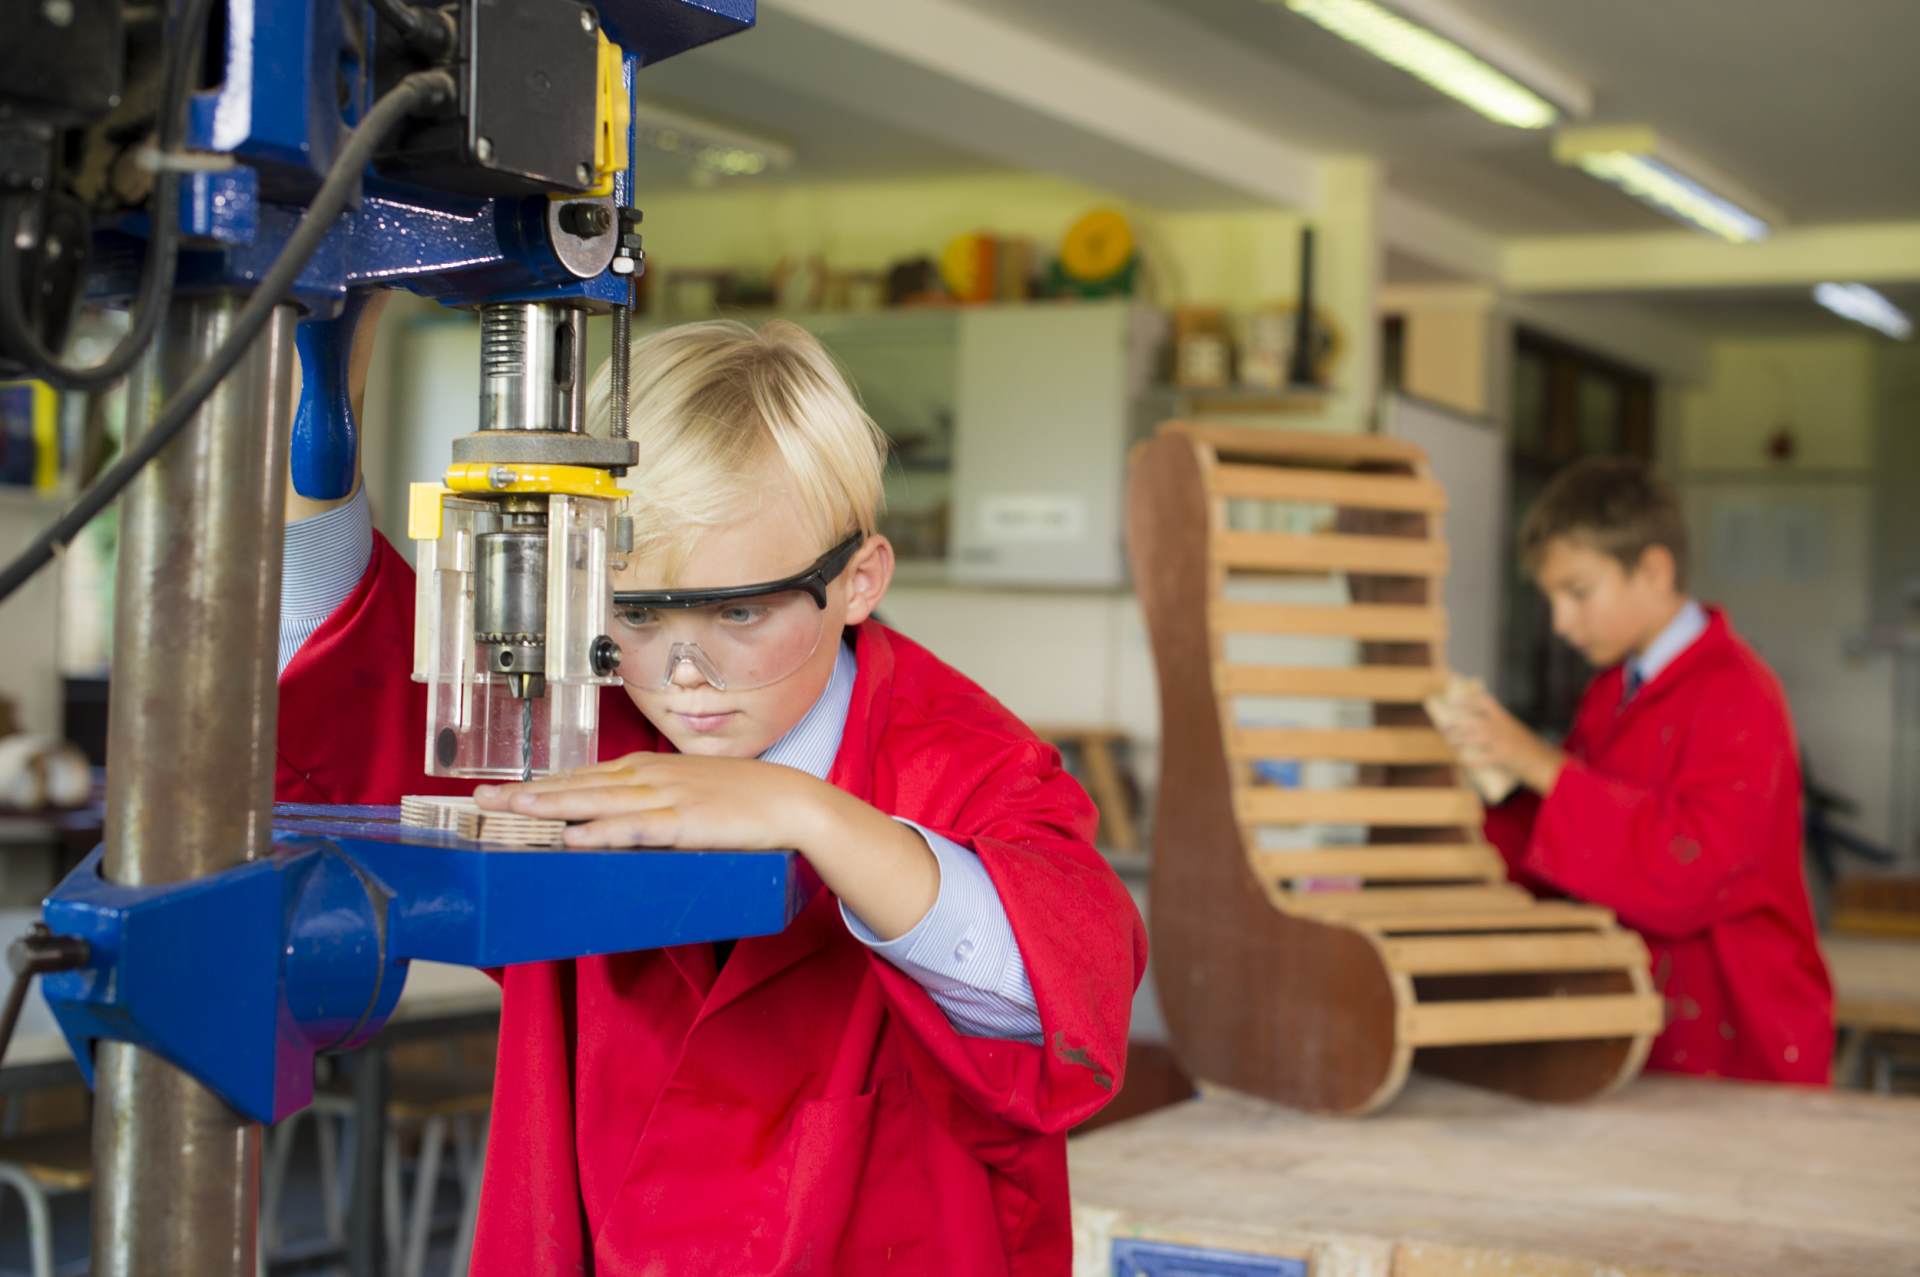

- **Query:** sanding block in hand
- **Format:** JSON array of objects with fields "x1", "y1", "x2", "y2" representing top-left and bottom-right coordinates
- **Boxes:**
[{"x1": 1423, "y1": 675, "x2": 1520, "y2": 805}]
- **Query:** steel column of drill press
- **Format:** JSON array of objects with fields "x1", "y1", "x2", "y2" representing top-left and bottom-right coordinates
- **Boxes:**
[{"x1": 95, "y1": 297, "x2": 297, "y2": 1277}]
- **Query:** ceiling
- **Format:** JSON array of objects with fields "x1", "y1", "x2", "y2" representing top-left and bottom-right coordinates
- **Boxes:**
[
  {"x1": 636, "y1": 0, "x2": 1920, "y2": 238},
  {"x1": 1549, "y1": 282, "x2": 1920, "y2": 340}
]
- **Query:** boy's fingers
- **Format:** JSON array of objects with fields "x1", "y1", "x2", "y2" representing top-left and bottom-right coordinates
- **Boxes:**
[
  {"x1": 510, "y1": 784, "x2": 663, "y2": 819},
  {"x1": 485, "y1": 765, "x2": 650, "y2": 800},
  {"x1": 565, "y1": 808, "x2": 683, "y2": 849}
]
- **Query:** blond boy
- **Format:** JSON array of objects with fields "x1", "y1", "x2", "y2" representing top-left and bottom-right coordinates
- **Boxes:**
[{"x1": 276, "y1": 314, "x2": 1145, "y2": 1275}]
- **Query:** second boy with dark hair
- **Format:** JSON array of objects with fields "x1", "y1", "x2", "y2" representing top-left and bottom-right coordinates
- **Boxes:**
[{"x1": 1443, "y1": 459, "x2": 1832, "y2": 1085}]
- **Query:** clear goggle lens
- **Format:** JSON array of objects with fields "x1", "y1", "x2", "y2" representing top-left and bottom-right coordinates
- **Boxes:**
[{"x1": 610, "y1": 589, "x2": 829, "y2": 692}]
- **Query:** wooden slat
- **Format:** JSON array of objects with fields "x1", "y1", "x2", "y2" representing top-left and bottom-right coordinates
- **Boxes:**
[
  {"x1": 1382, "y1": 932, "x2": 1648, "y2": 976},
  {"x1": 0, "y1": 1129, "x2": 93, "y2": 1191},
  {"x1": 1218, "y1": 665, "x2": 1445, "y2": 702},
  {"x1": 1217, "y1": 531, "x2": 1447, "y2": 577},
  {"x1": 1236, "y1": 786, "x2": 1481, "y2": 827},
  {"x1": 1230, "y1": 727, "x2": 1455, "y2": 764},
  {"x1": 1251, "y1": 845, "x2": 1504, "y2": 882},
  {"x1": 1831, "y1": 909, "x2": 1920, "y2": 940},
  {"x1": 1404, "y1": 993, "x2": 1663, "y2": 1047},
  {"x1": 1287, "y1": 885, "x2": 1532, "y2": 917},
  {"x1": 1212, "y1": 601, "x2": 1446, "y2": 641},
  {"x1": 1208, "y1": 463, "x2": 1447, "y2": 512},
  {"x1": 1170, "y1": 421, "x2": 1427, "y2": 465},
  {"x1": 1357, "y1": 904, "x2": 1616, "y2": 933}
]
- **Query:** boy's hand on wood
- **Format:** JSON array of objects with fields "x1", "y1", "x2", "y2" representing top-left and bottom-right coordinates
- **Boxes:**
[
  {"x1": 476, "y1": 751, "x2": 941, "y2": 939},
  {"x1": 475, "y1": 753, "x2": 834, "y2": 851},
  {"x1": 1441, "y1": 687, "x2": 1567, "y2": 795}
]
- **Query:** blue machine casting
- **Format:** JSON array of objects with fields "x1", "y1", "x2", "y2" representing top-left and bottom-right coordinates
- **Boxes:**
[
  {"x1": 126, "y1": 0, "x2": 757, "y2": 490},
  {"x1": 36, "y1": 0, "x2": 784, "y2": 1127},
  {"x1": 42, "y1": 807, "x2": 803, "y2": 1124}
]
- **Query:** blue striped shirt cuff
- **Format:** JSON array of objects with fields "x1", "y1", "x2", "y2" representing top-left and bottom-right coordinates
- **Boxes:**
[
  {"x1": 279, "y1": 485, "x2": 374, "y2": 674},
  {"x1": 841, "y1": 823, "x2": 1042, "y2": 1044}
]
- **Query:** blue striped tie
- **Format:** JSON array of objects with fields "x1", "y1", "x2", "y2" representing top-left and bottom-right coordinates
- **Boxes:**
[{"x1": 1621, "y1": 665, "x2": 1645, "y2": 707}]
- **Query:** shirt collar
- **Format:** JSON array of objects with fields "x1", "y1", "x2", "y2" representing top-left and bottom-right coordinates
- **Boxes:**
[
  {"x1": 756, "y1": 638, "x2": 857, "y2": 781},
  {"x1": 1631, "y1": 599, "x2": 1708, "y2": 690}
]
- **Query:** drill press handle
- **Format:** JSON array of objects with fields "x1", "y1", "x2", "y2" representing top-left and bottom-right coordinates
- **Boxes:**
[{"x1": 290, "y1": 291, "x2": 375, "y2": 501}]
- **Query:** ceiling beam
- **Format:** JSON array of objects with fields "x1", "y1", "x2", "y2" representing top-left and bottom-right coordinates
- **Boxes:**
[
  {"x1": 761, "y1": 0, "x2": 1321, "y2": 209},
  {"x1": 1506, "y1": 222, "x2": 1920, "y2": 292},
  {"x1": 1503, "y1": 294, "x2": 1711, "y2": 385},
  {"x1": 1379, "y1": 191, "x2": 1504, "y2": 283}
]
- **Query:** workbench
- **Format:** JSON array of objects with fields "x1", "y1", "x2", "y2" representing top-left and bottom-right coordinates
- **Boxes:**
[{"x1": 1069, "y1": 1074, "x2": 1920, "y2": 1276}]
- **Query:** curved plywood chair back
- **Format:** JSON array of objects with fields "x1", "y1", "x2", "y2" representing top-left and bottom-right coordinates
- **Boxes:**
[{"x1": 1128, "y1": 422, "x2": 1661, "y2": 1115}]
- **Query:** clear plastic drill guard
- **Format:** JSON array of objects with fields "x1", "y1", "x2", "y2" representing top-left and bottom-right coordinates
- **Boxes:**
[{"x1": 413, "y1": 492, "x2": 620, "y2": 779}]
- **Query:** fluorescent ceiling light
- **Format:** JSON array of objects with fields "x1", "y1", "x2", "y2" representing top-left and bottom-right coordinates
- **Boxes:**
[
  {"x1": 1280, "y1": 0, "x2": 1589, "y2": 129},
  {"x1": 1554, "y1": 126, "x2": 1776, "y2": 243},
  {"x1": 632, "y1": 101, "x2": 795, "y2": 185},
  {"x1": 1814, "y1": 283, "x2": 1913, "y2": 340}
]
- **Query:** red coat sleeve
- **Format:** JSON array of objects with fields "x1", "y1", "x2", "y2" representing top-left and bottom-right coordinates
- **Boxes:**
[
  {"x1": 867, "y1": 737, "x2": 1146, "y2": 1147},
  {"x1": 1518, "y1": 680, "x2": 1796, "y2": 939},
  {"x1": 1483, "y1": 789, "x2": 1543, "y2": 887},
  {"x1": 276, "y1": 533, "x2": 459, "y2": 805}
]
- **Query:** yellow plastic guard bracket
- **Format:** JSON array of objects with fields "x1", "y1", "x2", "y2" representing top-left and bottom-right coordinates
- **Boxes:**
[
  {"x1": 443, "y1": 462, "x2": 625, "y2": 500},
  {"x1": 408, "y1": 482, "x2": 451, "y2": 541},
  {"x1": 589, "y1": 31, "x2": 630, "y2": 197}
]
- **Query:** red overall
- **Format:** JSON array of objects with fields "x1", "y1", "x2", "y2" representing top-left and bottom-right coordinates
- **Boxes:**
[
  {"x1": 1485, "y1": 608, "x2": 1832, "y2": 1084},
  {"x1": 278, "y1": 536, "x2": 1148, "y2": 1273}
]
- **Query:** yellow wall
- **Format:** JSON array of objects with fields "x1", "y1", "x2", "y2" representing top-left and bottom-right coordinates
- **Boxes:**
[
  {"x1": 639, "y1": 172, "x2": 1306, "y2": 309},
  {"x1": 1673, "y1": 335, "x2": 1877, "y2": 473}
]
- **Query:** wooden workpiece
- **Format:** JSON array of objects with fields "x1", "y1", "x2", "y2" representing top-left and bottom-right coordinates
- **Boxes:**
[
  {"x1": 1069, "y1": 1075, "x2": 1920, "y2": 1277},
  {"x1": 1127, "y1": 424, "x2": 1660, "y2": 1115}
]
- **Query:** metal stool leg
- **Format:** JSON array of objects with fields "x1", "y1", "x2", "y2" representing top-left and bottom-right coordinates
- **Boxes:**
[
  {"x1": 448, "y1": 1116, "x2": 488, "y2": 1277},
  {"x1": 400, "y1": 1116, "x2": 449, "y2": 1277},
  {"x1": 0, "y1": 1164, "x2": 55, "y2": 1277},
  {"x1": 315, "y1": 1110, "x2": 345, "y2": 1242},
  {"x1": 259, "y1": 1114, "x2": 303, "y2": 1256},
  {"x1": 382, "y1": 1129, "x2": 404, "y2": 1265}
]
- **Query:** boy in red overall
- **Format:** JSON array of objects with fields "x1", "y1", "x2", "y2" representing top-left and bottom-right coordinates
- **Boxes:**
[
  {"x1": 275, "y1": 313, "x2": 1146, "y2": 1274},
  {"x1": 1443, "y1": 460, "x2": 1831, "y2": 1085}
]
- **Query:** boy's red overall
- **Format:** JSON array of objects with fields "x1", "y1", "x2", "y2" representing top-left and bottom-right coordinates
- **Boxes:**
[
  {"x1": 1485, "y1": 608, "x2": 1832, "y2": 1085},
  {"x1": 278, "y1": 536, "x2": 1147, "y2": 1274}
]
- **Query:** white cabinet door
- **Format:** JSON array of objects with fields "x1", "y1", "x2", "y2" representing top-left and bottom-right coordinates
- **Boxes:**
[{"x1": 949, "y1": 303, "x2": 1139, "y2": 587}]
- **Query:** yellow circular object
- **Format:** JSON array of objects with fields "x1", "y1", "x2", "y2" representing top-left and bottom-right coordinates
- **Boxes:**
[{"x1": 1061, "y1": 208, "x2": 1134, "y2": 282}]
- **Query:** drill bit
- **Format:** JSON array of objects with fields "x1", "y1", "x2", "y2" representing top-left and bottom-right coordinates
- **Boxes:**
[{"x1": 521, "y1": 697, "x2": 534, "y2": 782}]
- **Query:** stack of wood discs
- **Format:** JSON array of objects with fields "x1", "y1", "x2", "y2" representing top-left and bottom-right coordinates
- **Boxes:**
[{"x1": 399, "y1": 795, "x2": 568, "y2": 848}]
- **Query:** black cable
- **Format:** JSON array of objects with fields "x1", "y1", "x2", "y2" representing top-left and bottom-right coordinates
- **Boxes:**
[
  {"x1": 370, "y1": 0, "x2": 456, "y2": 59},
  {"x1": 0, "y1": 0, "x2": 215, "y2": 392},
  {"x1": 0, "y1": 70, "x2": 456, "y2": 607}
]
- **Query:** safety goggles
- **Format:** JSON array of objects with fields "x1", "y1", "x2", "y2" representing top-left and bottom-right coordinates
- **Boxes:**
[{"x1": 608, "y1": 531, "x2": 864, "y2": 691}]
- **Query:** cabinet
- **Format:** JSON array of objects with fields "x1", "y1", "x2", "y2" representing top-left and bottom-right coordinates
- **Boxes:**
[
  {"x1": 593, "y1": 302, "x2": 1161, "y2": 584},
  {"x1": 948, "y1": 302, "x2": 1163, "y2": 588}
]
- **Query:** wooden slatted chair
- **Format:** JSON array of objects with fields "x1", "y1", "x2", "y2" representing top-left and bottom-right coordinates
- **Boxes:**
[{"x1": 1128, "y1": 422, "x2": 1662, "y2": 1115}]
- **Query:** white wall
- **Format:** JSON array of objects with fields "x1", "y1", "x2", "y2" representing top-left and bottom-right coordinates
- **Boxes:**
[
  {"x1": 0, "y1": 491, "x2": 62, "y2": 736},
  {"x1": 1672, "y1": 336, "x2": 1895, "y2": 844},
  {"x1": 879, "y1": 583, "x2": 1160, "y2": 778}
]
